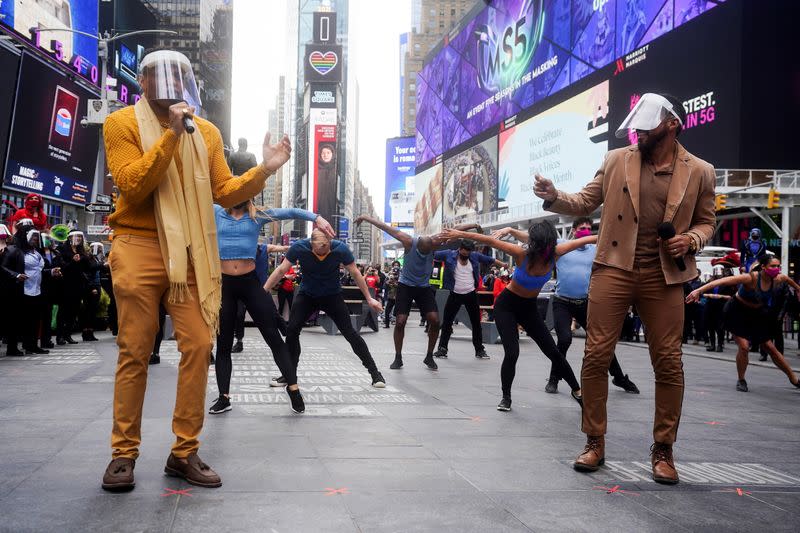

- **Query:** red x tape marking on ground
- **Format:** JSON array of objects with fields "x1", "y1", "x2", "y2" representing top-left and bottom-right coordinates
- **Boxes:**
[
  {"x1": 161, "y1": 487, "x2": 193, "y2": 497},
  {"x1": 704, "y1": 421, "x2": 725, "y2": 426},
  {"x1": 719, "y1": 487, "x2": 752, "y2": 496},
  {"x1": 592, "y1": 485, "x2": 640, "y2": 496},
  {"x1": 470, "y1": 416, "x2": 482, "y2": 422},
  {"x1": 325, "y1": 487, "x2": 349, "y2": 496}
]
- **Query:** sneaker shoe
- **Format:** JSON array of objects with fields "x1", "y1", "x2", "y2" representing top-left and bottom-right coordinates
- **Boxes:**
[
  {"x1": 544, "y1": 378, "x2": 558, "y2": 394},
  {"x1": 231, "y1": 340, "x2": 243, "y2": 353},
  {"x1": 612, "y1": 374, "x2": 640, "y2": 394},
  {"x1": 24, "y1": 346, "x2": 49, "y2": 354},
  {"x1": 497, "y1": 397, "x2": 512, "y2": 411},
  {"x1": 423, "y1": 354, "x2": 438, "y2": 370},
  {"x1": 208, "y1": 395, "x2": 231, "y2": 414},
  {"x1": 474, "y1": 349, "x2": 490, "y2": 360},
  {"x1": 736, "y1": 379, "x2": 748, "y2": 392},
  {"x1": 758, "y1": 353, "x2": 767, "y2": 361},
  {"x1": 287, "y1": 388, "x2": 305, "y2": 413},
  {"x1": 716, "y1": 345, "x2": 724, "y2": 352},
  {"x1": 102, "y1": 457, "x2": 136, "y2": 492},
  {"x1": 270, "y1": 376, "x2": 287, "y2": 387},
  {"x1": 390, "y1": 356, "x2": 403, "y2": 369},
  {"x1": 65, "y1": 336, "x2": 79, "y2": 345},
  {"x1": 706, "y1": 345, "x2": 716, "y2": 352},
  {"x1": 383, "y1": 323, "x2": 390, "y2": 329},
  {"x1": 164, "y1": 453, "x2": 222, "y2": 488},
  {"x1": 149, "y1": 353, "x2": 160, "y2": 365},
  {"x1": 571, "y1": 389, "x2": 583, "y2": 407},
  {"x1": 42, "y1": 340, "x2": 55, "y2": 349},
  {"x1": 56, "y1": 337, "x2": 67, "y2": 346},
  {"x1": 371, "y1": 371, "x2": 386, "y2": 388},
  {"x1": 433, "y1": 347, "x2": 448, "y2": 358}
]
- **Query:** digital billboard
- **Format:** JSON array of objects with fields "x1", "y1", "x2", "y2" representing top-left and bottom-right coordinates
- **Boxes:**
[
  {"x1": 0, "y1": 0, "x2": 99, "y2": 64},
  {"x1": 3, "y1": 52, "x2": 99, "y2": 205},
  {"x1": 307, "y1": 107, "x2": 338, "y2": 224},
  {"x1": 413, "y1": 163, "x2": 443, "y2": 235},
  {"x1": 385, "y1": 137, "x2": 416, "y2": 229},
  {"x1": 0, "y1": 45, "x2": 20, "y2": 169},
  {"x1": 499, "y1": 81, "x2": 609, "y2": 214},
  {"x1": 304, "y1": 43, "x2": 343, "y2": 83},
  {"x1": 443, "y1": 136, "x2": 498, "y2": 222},
  {"x1": 416, "y1": 0, "x2": 726, "y2": 165}
]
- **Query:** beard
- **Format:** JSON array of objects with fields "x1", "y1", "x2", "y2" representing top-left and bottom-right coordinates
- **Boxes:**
[{"x1": 638, "y1": 126, "x2": 668, "y2": 161}]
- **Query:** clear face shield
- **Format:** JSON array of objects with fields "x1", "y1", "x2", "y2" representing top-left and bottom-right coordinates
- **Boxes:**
[
  {"x1": 40, "y1": 234, "x2": 53, "y2": 249},
  {"x1": 138, "y1": 50, "x2": 202, "y2": 109},
  {"x1": 69, "y1": 231, "x2": 84, "y2": 247},
  {"x1": 27, "y1": 229, "x2": 41, "y2": 246},
  {"x1": 615, "y1": 93, "x2": 683, "y2": 138},
  {"x1": 90, "y1": 242, "x2": 105, "y2": 258}
]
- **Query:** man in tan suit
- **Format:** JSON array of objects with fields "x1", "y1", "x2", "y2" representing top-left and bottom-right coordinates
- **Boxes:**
[{"x1": 534, "y1": 93, "x2": 716, "y2": 484}]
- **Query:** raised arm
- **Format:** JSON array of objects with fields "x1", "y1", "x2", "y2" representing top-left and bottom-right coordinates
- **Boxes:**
[
  {"x1": 555, "y1": 235, "x2": 598, "y2": 257},
  {"x1": 264, "y1": 258, "x2": 293, "y2": 291},
  {"x1": 686, "y1": 273, "x2": 752, "y2": 303},
  {"x1": 257, "y1": 208, "x2": 335, "y2": 238},
  {"x1": 491, "y1": 227, "x2": 528, "y2": 242},
  {"x1": 441, "y1": 228, "x2": 525, "y2": 263},
  {"x1": 345, "y1": 262, "x2": 383, "y2": 313},
  {"x1": 267, "y1": 244, "x2": 289, "y2": 254},
  {"x1": 535, "y1": 156, "x2": 606, "y2": 216},
  {"x1": 355, "y1": 215, "x2": 412, "y2": 249}
]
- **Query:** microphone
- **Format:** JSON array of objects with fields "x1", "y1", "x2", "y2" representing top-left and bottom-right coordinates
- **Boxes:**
[
  {"x1": 657, "y1": 222, "x2": 686, "y2": 272},
  {"x1": 182, "y1": 114, "x2": 196, "y2": 134}
]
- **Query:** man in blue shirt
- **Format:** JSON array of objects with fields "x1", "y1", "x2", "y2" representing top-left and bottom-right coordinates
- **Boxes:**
[
  {"x1": 355, "y1": 215, "x2": 479, "y2": 371},
  {"x1": 549, "y1": 218, "x2": 638, "y2": 394},
  {"x1": 264, "y1": 230, "x2": 386, "y2": 388},
  {"x1": 432, "y1": 239, "x2": 506, "y2": 359}
]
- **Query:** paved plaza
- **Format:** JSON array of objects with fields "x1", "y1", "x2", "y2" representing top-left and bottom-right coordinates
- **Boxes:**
[{"x1": 1, "y1": 323, "x2": 799, "y2": 532}]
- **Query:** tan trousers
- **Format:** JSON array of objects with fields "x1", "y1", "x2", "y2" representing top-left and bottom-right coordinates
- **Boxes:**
[
  {"x1": 109, "y1": 235, "x2": 213, "y2": 459},
  {"x1": 584, "y1": 264, "x2": 684, "y2": 444}
]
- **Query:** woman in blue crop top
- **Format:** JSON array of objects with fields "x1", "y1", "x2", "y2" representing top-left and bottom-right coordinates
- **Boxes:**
[
  {"x1": 208, "y1": 197, "x2": 335, "y2": 416},
  {"x1": 687, "y1": 254, "x2": 800, "y2": 393},
  {"x1": 443, "y1": 221, "x2": 596, "y2": 412}
]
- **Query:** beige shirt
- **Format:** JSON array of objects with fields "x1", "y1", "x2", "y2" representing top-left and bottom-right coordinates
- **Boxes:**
[{"x1": 635, "y1": 160, "x2": 674, "y2": 266}]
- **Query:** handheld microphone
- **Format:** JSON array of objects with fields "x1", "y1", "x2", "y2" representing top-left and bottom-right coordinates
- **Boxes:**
[
  {"x1": 182, "y1": 115, "x2": 196, "y2": 134},
  {"x1": 657, "y1": 222, "x2": 686, "y2": 272}
]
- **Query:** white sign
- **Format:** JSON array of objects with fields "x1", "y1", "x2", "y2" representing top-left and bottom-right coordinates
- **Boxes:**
[{"x1": 87, "y1": 225, "x2": 111, "y2": 236}]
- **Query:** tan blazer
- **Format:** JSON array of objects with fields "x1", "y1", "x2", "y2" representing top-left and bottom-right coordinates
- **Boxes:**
[{"x1": 545, "y1": 142, "x2": 716, "y2": 285}]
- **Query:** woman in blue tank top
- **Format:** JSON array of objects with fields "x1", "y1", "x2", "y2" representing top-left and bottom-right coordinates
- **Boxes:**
[
  {"x1": 686, "y1": 254, "x2": 800, "y2": 393},
  {"x1": 443, "y1": 220, "x2": 596, "y2": 412},
  {"x1": 208, "y1": 197, "x2": 334, "y2": 416}
]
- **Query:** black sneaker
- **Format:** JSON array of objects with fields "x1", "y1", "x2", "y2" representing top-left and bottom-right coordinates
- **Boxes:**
[
  {"x1": 758, "y1": 353, "x2": 767, "y2": 362},
  {"x1": 612, "y1": 374, "x2": 640, "y2": 394},
  {"x1": 231, "y1": 340, "x2": 243, "y2": 353},
  {"x1": 65, "y1": 336, "x2": 79, "y2": 345},
  {"x1": 716, "y1": 345, "x2": 724, "y2": 352},
  {"x1": 24, "y1": 347, "x2": 49, "y2": 354},
  {"x1": 544, "y1": 378, "x2": 558, "y2": 394},
  {"x1": 706, "y1": 345, "x2": 716, "y2": 352},
  {"x1": 474, "y1": 349, "x2": 490, "y2": 360},
  {"x1": 383, "y1": 323, "x2": 390, "y2": 329},
  {"x1": 56, "y1": 337, "x2": 67, "y2": 346},
  {"x1": 497, "y1": 397, "x2": 512, "y2": 411},
  {"x1": 390, "y1": 357, "x2": 403, "y2": 370},
  {"x1": 371, "y1": 371, "x2": 386, "y2": 388},
  {"x1": 208, "y1": 395, "x2": 231, "y2": 414},
  {"x1": 270, "y1": 376, "x2": 287, "y2": 387},
  {"x1": 149, "y1": 353, "x2": 160, "y2": 365},
  {"x1": 433, "y1": 347, "x2": 448, "y2": 358},
  {"x1": 42, "y1": 340, "x2": 55, "y2": 349},
  {"x1": 423, "y1": 354, "x2": 438, "y2": 370},
  {"x1": 571, "y1": 389, "x2": 584, "y2": 407},
  {"x1": 287, "y1": 388, "x2": 305, "y2": 413},
  {"x1": 736, "y1": 379, "x2": 748, "y2": 392}
]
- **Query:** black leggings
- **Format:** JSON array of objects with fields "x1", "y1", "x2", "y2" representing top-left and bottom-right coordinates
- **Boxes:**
[
  {"x1": 57, "y1": 292, "x2": 80, "y2": 338},
  {"x1": 286, "y1": 291, "x2": 378, "y2": 374},
  {"x1": 493, "y1": 289, "x2": 580, "y2": 396},
  {"x1": 278, "y1": 289, "x2": 294, "y2": 316},
  {"x1": 216, "y1": 272, "x2": 296, "y2": 395},
  {"x1": 384, "y1": 298, "x2": 396, "y2": 327},
  {"x1": 704, "y1": 299, "x2": 726, "y2": 347},
  {"x1": 438, "y1": 290, "x2": 483, "y2": 352}
]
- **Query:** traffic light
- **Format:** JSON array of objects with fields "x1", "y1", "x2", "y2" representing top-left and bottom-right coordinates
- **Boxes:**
[
  {"x1": 767, "y1": 188, "x2": 780, "y2": 209},
  {"x1": 714, "y1": 194, "x2": 727, "y2": 211}
]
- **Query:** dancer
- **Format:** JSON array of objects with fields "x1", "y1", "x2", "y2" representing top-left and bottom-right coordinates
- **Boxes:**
[
  {"x1": 535, "y1": 93, "x2": 716, "y2": 484},
  {"x1": 739, "y1": 228, "x2": 766, "y2": 272},
  {"x1": 703, "y1": 265, "x2": 734, "y2": 352},
  {"x1": 264, "y1": 230, "x2": 386, "y2": 388},
  {"x1": 208, "y1": 199, "x2": 333, "y2": 415},
  {"x1": 432, "y1": 239, "x2": 506, "y2": 360},
  {"x1": 492, "y1": 218, "x2": 639, "y2": 394},
  {"x1": 442, "y1": 222, "x2": 587, "y2": 411},
  {"x1": 354, "y1": 215, "x2": 479, "y2": 370},
  {"x1": 101, "y1": 49, "x2": 291, "y2": 491},
  {"x1": 686, "y1": 254, "x2": 800, "y2": 392}
]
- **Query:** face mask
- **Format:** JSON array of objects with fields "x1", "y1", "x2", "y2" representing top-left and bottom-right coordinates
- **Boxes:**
[
  {"x1": 575, "y1": 228, "x2": 592, "y2": 239},
  {"x1": 751, "y1": 233, "x2": 760, "y2": 241},
  {"x1": 233, "y1": 202, "x2": 248, "y2": 210},
  {"x1": 764, "y1": 267, "x2": 780, "y2": 279}
]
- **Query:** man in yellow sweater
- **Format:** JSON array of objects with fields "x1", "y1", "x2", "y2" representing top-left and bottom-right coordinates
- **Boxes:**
[{"x1": 101, "y1": 50, "x2": 291, "y2": 492}]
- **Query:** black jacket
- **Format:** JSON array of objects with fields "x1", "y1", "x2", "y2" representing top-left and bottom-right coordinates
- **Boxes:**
[
  {"x1": 55, "y1": 243, "x2": 91, "y2": 293},
  {"x1": 1, "y1": 246, "x2": 56, "y2": 297}
]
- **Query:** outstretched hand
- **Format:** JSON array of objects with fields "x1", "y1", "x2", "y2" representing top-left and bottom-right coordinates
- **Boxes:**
[
  {"x1": 491, "y1": 227, "x2": 512, "y2": 240},
  {"x1": 440, "y1": 228, "x2": 463, "y2": 242},
  {"x1": 261, "y1": 133, "x2": 292, "y2": 173},
  {"x1": 685, "y1": 290, "x2": 701, "y2": 304},
  {"x1": 533, "y1": 173, "x2": 557, "y2": 202},
  {"x1": 354, "y1": 215, "x2": 367, "y2": 226},
  {"x1": 367, "y1": 297, "x2": 383, "y2": 314}
]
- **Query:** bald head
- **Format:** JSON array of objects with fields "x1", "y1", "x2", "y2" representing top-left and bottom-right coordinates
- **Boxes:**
[{"x1": 417, "y1": 236, "x2": 434, "y2": 254}]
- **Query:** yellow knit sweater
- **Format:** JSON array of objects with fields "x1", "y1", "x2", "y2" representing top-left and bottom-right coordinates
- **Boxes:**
[{"x1": 103, "y1": 105, "x2": 268, "y2": 238}]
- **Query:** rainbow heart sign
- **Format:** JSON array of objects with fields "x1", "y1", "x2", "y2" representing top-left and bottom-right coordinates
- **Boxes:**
[{"x1": 309, "y1": 51, "x2": 338, "y2": 76}]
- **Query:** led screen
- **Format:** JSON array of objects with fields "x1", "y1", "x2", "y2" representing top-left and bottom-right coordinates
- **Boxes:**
[
  {"x1": 413, "y1": 163, "x2": 443, "y2": 235},
  {"x1": 385, "y1": 136, "x2": 417, "y2": 228},
  {"x1": 443, "y1": 136, "x2": 498, "y2": 222}
]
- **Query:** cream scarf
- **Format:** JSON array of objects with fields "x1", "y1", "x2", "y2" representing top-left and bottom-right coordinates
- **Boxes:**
[{"x1": 134, "y1": 98, "x2": 221, "y2": 334}]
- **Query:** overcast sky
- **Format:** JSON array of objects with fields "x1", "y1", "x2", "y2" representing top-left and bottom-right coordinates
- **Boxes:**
[{"x1": 231, "y1": 0, "x2": 412, "y2": 214}]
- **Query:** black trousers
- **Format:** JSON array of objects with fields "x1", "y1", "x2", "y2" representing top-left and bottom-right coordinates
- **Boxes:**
[
  {"x1": 234, "y1": 300, "x2": 246, "y2": 341},
  {"x1": 152, "y1": 305, "x2": 167, "y2": 355},
  {"x1": 384, "y1": 298, "x2": 396, "y2": 327},
  {"x1": 704, "y1": 299, "x2": 726, "y2": 347},
  {"x1": 286, "y1": 291, "x2": 378, "y2": 374},
  {"x1": 551, "y1": 297, "x2": 625, "y2": 381},
  {"x1": 437, "y1": 290, "x2": 484, "y2": 352},
  {"x1": 40, "y1": 298, "x2": 55, "y2": 343},
  {"x1": 57, "y1": 292, "x2": 81, "y2": 338},
  {"x1": 101, "y1": 278, "x2": 117, "y2": 334},
  {"x1": 278, "y1": 289, "x2": 294, "y2": 316},
  {"x1": 22, "y1": 295, "x2": 44, "y2": 349},
  {"x1": 493, "y1": 289, "x2": 580, "y2": 396},
  {"x1": 81, "y1": 288, "x2": 100, "y2": 330},
  {"x1": 216, "y1": 272, "x2": 296, "y2": 395},
  {"x1": 683, "y1": 303, "x2": 706, "y2": 342}
]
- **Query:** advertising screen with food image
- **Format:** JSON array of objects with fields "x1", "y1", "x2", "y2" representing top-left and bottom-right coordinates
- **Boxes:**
[
  {"x1": 443, "y1": 136, "x2": 498, "y2": 222},
  {"x1": 413, "y1": 163, "x2": 443, "y2": 235},
  {"x1": 498, "y1": 80, "x2": 610, "y2": 212}
]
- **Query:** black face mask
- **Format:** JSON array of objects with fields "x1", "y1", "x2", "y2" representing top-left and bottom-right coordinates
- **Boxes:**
[{"x1": 233, "y1": 202, "x2": 248, "y2": 210}]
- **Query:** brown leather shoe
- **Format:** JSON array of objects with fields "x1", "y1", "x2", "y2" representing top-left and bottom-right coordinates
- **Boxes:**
[
  {"x1": 650, "y1": 443, "x2": 679, "y2": 485},
  {"x1": 102, "y1": 457, "x2": 135, "y2": 492},
  {"x1": 164, "y1": 453, "x2": 222, "y2": 488},
  {"x1": 573, "y1": 435, "x2": 605, "y2": 472}
]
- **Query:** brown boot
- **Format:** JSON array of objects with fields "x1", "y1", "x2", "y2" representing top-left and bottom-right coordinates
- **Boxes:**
[
  {"x1": 573, "y1": 435, "x2": 605, "y2": 472},
  {"x1": 164, "y1": 453, "x2": 222, "y2": 488},
  {"x1": 102, "y1": 457, "x2": 135, "y2": 492},
  {"x1": 650, "y1": 443, "x2": 679, "y2": 485}
]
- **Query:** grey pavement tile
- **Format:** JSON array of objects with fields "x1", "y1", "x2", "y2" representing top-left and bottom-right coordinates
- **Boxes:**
[
  {"x1": 320, "y1": 458, "x2": 476, "y2": 492},
  {"x1": 414, "y1": 435, "x2": 586, "y2": 461},
  {"x1": 316, "y1": 444, "x2": 437, "y2": 460},
  {"x1": 448, "y1": 458, "x2": 596, "y2": 492}
]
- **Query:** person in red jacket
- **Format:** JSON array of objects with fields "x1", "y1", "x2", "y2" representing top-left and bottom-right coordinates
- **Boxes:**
[{"x1": 9, "y1": 194, "x2": 48, "y2": 231}]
